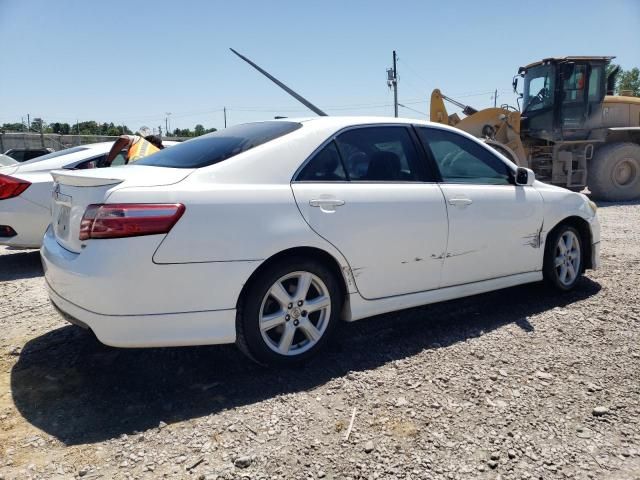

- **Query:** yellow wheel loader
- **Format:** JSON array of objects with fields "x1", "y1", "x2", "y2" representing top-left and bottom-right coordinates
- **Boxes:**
[{"x1": 431, "y1": 56, "x2": 640, "y2": 201}]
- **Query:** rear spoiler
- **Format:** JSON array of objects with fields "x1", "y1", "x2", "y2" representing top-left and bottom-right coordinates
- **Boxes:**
[{"x1": 51, "y1": 170, "x2": 124, "y2": 187}]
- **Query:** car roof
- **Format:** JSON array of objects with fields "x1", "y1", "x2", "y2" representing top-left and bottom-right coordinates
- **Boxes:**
[{"x1": 12, "y1": 142, "x2": 113, "y2": 173}]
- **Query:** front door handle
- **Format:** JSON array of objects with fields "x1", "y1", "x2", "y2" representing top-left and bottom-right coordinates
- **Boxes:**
[
  {"x1": 448, "y1": 197, "x2": 473, "y2": 207},
  {"x1": 309, "y1": 199, "x2": 345, "y2": 208}
]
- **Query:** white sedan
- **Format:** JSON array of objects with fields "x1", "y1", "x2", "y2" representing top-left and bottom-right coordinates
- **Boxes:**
[
  {"x1": 0, "y1": 141, "x2": 177, "y2": 248},
  {"x1": 42, "y1": 117, "x2": 600, "y2": 365}
]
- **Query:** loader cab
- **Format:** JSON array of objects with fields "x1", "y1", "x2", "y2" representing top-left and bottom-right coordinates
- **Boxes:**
[{"x1": 517, "y1": 56, "x2": 612, "y2": 142}]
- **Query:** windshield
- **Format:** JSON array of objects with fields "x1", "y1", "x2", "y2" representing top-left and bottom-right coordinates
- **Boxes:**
[
  {"x1": 135, "y1": 121, "x2": 302, "y2": 169},
  {"x1": 16, "y1": 146, "x2": 90, "y2": 166},
  {"x1": 522, "y1": 65, "x2": 555, "y2": 113}
]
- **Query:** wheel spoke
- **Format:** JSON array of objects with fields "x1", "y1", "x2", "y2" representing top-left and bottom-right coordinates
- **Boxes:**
[
  {"x1": 260, "y1": 311, "x2": 287, "y2": 332},
  {"x1": 554, "y1": 255, "x2": 564, "y2": 267},
  {"x1": 557, "y1": 239, "x2": 567, "y2": 255},
  {"x1": 295, "y1": 272, "x2": 313, "y2": 302},
  {"x1": 559, "y1": 265, "x2": 568, "y2": 283},
  {"x1": 305, "y1": 295, "x2": 331, "y2": 314},
  {"x1": 567, "y1": 263, "x2": 576, "y2": 282},
  {"x1": 564, "y1": 234, "x2": 573, "y2": 252},
  {"x1": 269, "y1": 281, "x2": 292, "y2": 308},
  {"x1": 299, "y1": 318, "x2": 321, "y2": 342},
  {"x1": 278, "y1": 324, "x2": 296, "y2": 354}
]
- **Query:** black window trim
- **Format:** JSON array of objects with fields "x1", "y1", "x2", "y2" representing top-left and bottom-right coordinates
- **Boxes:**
[
  {"x1": 413, "y1": 125, "x2": 519, "y2": 186},
  {"x1": 291, "y1": 123, "x2": 440, "y2": 184}
]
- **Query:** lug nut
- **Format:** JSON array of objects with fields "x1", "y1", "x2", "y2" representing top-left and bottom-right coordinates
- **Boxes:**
[
  {"x1": 285, "y1": 315, "x2": 290, "y2": 321},
  {"x1": 297, "y1": 300, "x2": 304, "y2": 306},
  {"x1": 288, "y1": 303, "x2": 293, "y2": 309},
  {"x1": 301, "y1": 310, "x2": 307, "y2": 317},
  {"x1": 293, "y1": 319, "x2": 299, "y2": 326}
]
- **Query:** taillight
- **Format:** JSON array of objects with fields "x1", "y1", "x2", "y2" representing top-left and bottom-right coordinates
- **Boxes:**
[
  {"x1": 79, "y1": 203, "x2": 185, "y2": 240},
  {"x1": 0, "y1": 174, "x2": 30, "y2": 200}
]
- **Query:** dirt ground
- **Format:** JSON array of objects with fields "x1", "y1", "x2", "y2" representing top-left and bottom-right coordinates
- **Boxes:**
[{"x1": 0, "y1": 202, "x2": 639, "y2": 480}]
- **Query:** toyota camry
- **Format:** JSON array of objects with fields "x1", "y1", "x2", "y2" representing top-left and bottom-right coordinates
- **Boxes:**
[{"x1": 42, "y1": 117, "x2": 600, "y2": 365}]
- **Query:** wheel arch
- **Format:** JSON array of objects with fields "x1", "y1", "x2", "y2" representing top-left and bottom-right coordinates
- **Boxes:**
[
  {"x1": 236, "y1": 246, "x2": 352, "y2": 320},
  {"x1": 545, "y1": 216, "x2": 593, "y2": 270}
]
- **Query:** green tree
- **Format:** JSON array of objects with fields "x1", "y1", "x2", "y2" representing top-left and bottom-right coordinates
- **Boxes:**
[
  {"x1": 617, "y1": 67, "x2": 640, "y2": 96},
  {"x1": 194, "y1": 124, "x2": 205, "y2": 136},
  {"x1": 1, "y1": 122, "x2": 26, "y2": 132}
]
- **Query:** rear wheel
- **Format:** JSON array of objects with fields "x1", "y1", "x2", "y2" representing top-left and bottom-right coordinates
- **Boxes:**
[
  {"x1": 236, "y1": 258, "x2": 342, "y2": 366},
  {"x1": 588, "y1": 142, "x2": 640, "y2": 201},
  {"x1": 543, "y1": 224, "x2": 583, "y2": 291}
]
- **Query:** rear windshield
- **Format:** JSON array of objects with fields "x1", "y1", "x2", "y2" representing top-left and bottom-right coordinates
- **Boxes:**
[
  {"x1": 135, "y1": 121, "x2": 303, "y2": 169},
  {"x1": 17, "y1": 146, "x2": 89, "y2": 166}
]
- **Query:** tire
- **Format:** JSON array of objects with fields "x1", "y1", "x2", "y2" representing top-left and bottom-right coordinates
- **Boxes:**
[
  {"x1": 588, "y1": 142, "x2": 640, "y2": 201},
  {"x1": 543, "y1": 224, "x2": 584, "y2": 291},
  {"x1": 236, "y1": 257, "x2": 342, "y2": 366}
]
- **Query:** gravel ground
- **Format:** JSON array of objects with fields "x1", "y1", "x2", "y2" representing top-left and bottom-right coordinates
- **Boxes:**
[{"x1": 0, "y1": 202, "x2": 639, "y2": 480}]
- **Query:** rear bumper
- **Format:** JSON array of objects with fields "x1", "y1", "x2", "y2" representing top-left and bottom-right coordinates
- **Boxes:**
[
  {"x1": 47, "y1": 282, "x2": 237, "y2": 347},
  {"x1": 40, "y1": 225, "x2": 262, "y2": 347},
  {"x1": 0, "y1": 196, "x2": 49, "y2": 248}
]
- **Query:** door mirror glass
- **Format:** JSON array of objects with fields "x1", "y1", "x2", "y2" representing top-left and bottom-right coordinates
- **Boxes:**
[{"x1": 515, "y1": 167, "x2": 535, "y2": 186}]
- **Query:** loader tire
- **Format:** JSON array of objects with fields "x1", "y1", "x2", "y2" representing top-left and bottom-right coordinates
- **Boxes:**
[{"x1": 588, "y1": 142, "x2": 640, "y2": 201}]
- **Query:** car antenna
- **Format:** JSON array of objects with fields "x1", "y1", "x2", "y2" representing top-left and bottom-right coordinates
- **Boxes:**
[{"x1": 229, "y1": 48, "x2": 328, "y2": 117}]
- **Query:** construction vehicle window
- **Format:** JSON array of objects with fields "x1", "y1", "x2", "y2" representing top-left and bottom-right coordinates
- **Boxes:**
[
  {"x1": 563, "y1": 65, "x2": 587, "y2": 103},
  {"x1": 523, "y1": 65, "x2": 554, "y2": 113},
  {"x1": 334, "y1": 127, "x2": 423, "y2": 182},
  {"x1": 588, "y1": 66, "x2": 602, "y2": 101},
  {"x1": 296, "y1": 141, "x2": 347, "y2": 181},
  {"x1": 416, "y1": 128, "x2": 512, "y2": 185}
]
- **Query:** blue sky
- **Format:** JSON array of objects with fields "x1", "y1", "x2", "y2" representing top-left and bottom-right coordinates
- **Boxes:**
[{"x1": 1, "y1": 0, "x2": 638, "y2": 132}]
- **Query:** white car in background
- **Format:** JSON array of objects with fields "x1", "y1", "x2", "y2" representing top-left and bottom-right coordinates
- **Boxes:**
[
  {"x1": 0, "y1": 141, "x2": 177, "y2": 248},
  {"x1": 0, "y1": 154, "x2": 18, "y2": 167},
  {"x1": 42, "y1": 117, "x2": 600, "y2": 366}
]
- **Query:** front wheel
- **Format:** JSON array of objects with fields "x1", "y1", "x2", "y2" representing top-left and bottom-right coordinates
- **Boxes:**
[
  {"x1": 236, "y1": 257, "x2": 342, "y2": 366},
  {"x1": 543, "y1": 225, "x2": 583, "y2": 291}
]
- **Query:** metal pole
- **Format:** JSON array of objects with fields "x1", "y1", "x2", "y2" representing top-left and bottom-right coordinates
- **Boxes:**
[
  {"x1": 494, "y1": 89, "x2": 498, "y2": 107},
  {"x1": 27, "y1": 114, "x2": 30, "y2": 131},
  {"x1": 393, "y1": 51, "x2": 398, "y2": 118},
  {"x1": 224, "y1": 107, "x2": 227, "y2": 128}
]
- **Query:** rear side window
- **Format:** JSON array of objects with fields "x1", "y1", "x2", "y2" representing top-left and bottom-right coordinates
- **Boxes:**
[
  {"x1": 297, "y1": 141, "x2": 347, "y2": 181},
  {"x1": 135, "y1": 121, "x2": 302, "y2": 169},
  {"x1": 334, "y1": 126, "x2": 424, "y2": 181}
]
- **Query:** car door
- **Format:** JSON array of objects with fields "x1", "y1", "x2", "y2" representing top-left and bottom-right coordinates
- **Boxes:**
[
  {"x1": 415, "y1": 126, "x2": 544, "y2": 287},
  {"x1": 291, "y1": 125, "x2": 448, "y2": 300}
]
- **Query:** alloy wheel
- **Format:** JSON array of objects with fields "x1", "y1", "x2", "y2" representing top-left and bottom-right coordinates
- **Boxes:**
[
  {"x1": 554, "y1": 230, "x2": 581, "y2": 287},
  {"x1": 259, "y1": 271, "x2": 331, "y2": 356}
]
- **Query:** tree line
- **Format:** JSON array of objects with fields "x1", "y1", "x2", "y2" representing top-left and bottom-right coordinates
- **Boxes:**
[{"x1": 0, "y1": 120, "x2": 217, "y2": 138}]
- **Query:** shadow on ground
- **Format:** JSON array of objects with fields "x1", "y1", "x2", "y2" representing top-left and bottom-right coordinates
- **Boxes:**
[
  {"x1": 0, "y1": 250, "x2": 42, "y2": 282},
  {"x1": 11, "y1": 278, "x2": 600, "y2": 445}
]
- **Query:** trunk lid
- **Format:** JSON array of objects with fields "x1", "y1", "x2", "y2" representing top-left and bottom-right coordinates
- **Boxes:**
[{"x1": 50, "y1": 165, "x2": 192, "y2": 253}]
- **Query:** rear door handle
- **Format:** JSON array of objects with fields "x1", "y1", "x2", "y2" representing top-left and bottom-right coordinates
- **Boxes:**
[
  {"x1": 448, "y1": 197, "x2": 473, "y2": 207},
  {"x1": 309, "y1": 199, "x2": 345, "y2": 208}
]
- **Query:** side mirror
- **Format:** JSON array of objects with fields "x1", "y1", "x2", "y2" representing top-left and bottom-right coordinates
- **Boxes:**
[{"x1": 515, "y1": 167, "x2": 535, "y2": 186}]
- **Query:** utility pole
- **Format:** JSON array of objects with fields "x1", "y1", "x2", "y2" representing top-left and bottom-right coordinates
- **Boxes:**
[
  {"x1": 27, "y1": 114, "x2": 30, "y2": 131},
  {"x1": 387, "y1": 51, "x2": 398, "y2": 117},
  {"x1": 494, "y1": 89, "x2": 498, "y2": 107},
  {"x1": 165, "y1": 112, "x2": 171, "y2": 136},
  {"x1": 223, "y1": 107, "x2": 227, "y2": 128}
]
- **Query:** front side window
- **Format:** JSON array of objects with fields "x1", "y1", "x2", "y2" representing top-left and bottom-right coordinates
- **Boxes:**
[
  {"x1": 417, "y1": 128, "x2": 512, "y2": 185},
  {"x1": 334, "y1": 126, "x2": 423, "y2": 181},
  {"x1": 297, "y1": 141, "x2": 347, "y2": 181},
  {"x1": 135, "y1": 121, "x2": 302, "y2": 169}
]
